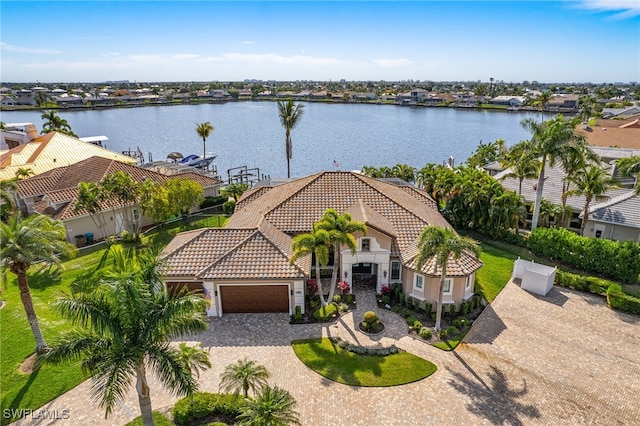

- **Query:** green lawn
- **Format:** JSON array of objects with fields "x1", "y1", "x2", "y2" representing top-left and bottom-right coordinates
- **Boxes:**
[
  {"x1": 475, "y1": 242, "x2": 518, "y2": 302},
  {"x1": 0, "y1": 215, "x2": 228, "y2": 424},
  {"x1": 291, "y1": 338, "x2": 437, "y2": 387}
]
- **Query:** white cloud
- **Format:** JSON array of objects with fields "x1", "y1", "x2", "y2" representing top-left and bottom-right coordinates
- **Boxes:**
[
  {"x1": 373, "y1": 58, "x2": 413, "y2": 68},
  {"x1": 575, "y1": 0, "x2": 640, "y2": 18},
  {"x1": 0, "y1": 42, "x2": 62, "y2": 54}
]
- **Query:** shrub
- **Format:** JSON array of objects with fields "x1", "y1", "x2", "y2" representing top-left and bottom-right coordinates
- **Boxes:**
[
  {"x1": 125, "y1": 411, "x2": 173, "y2": 426},
  {"x1": 419, "y1": 327, "x2": 433, "y2": 340},
  {"x1": 399, "y1": 293, "x2": 405, "y2": 306},
  {"x1": 447, "y1": 326, "x2": 460, "y2": 337},
  {"x1": 452, "y1": 318, "x2": 469, "y2": 328},
  {"x1": 307, "y1": 279, "x2": 318, "y2": 295},
  {"x1": 461, "y1": 301, "x2": 470, "y2": 316},
  {"x1": 406, "y1": 296, "x2": 415, "y2": 309},
  {"x1": 222, "y1": 199, "x2": 236, "y2": 214},
  {"x1": 412, "y1": 298, "x2": 420, "y2": 310},
  {"x1": 333, "y1": 294, "x2": 342, "y2": 304},
  {"x1": 403, "y1": 308, "x2": 412, "y2": 318},
  {"x1": 309, "y1": 298, "x2": 320, "y2": 310},
  {"x1": 439, "y1": 328, "x2": 448, "y2": 339},
  {"x1": 448, "y1": 303, "x2": 456, "y2": 317},
  {"x1": 172, "y1": 392, "x2": 244, "y2": 425},
  {"x1": 339, "y1": 303, "x2": 349, "y2": 312},
  {"x1": 313, "y1": 303, "x2": 338, "y2": 321},
  {"x1": 406, "y1": 316, "x2": 418, "y2": 327},
  {"x1": 363, "y1": 311, "x2": 378, "y2": 324},
  {"x1": 381, "y1": 285, "x2": 391, "y2": 295},
  {"x1": 391, "y1": 306, "x2": 401, "y2": 314},
  {"x1": 345, "y1": 294, "x2": 354, "y2": 304},
  {"x1": 200, "y1": 195, "x2": 227, "y2": 209},
  {"x1": 381, "y1": 294, "x2": 390, "y2": 304},
  {"x1": 423, "y1": 303, "x2": 432, "y2": 314},
  {"x1": 607, "y1": 284, "x2": 640, "y2": 314},
  {"x1": 294, "y1": 305, "x2": 302, "y2": 320},
  {"x1": 338, "y1": 280, "x2": 350, "y2": 294},
  {"x1": 413, "y1": 320, "x2": 423, "y2": 330}
]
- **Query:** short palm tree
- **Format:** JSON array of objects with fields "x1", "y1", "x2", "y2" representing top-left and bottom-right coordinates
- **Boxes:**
[
  {"x1": 236, "y1": 385, "x2": 301, "y2": 426},
  {"x1": 40, "y1": 109, "x2": 77, "y2": 137},
  {"x1": 15, "y1": 168, "x2": 35, "y2": 180},
  {"x1": 0, "y1": 178, "x2": 18, "y2": 211},
  {"x1": 567, "y1": 165, "x2": 617, "y2": 236},
  {"x1": 41, "y1": 246, "x2": 208, "y2": 426},
  {"x1": 277, "y1": 99, "x2": 305, "y2": 178},
  {"x1": 315, "y1": 209, "x2": 366, "y2": 301},
  {"x1": 414, "y1": 226, "x2": 479, "y2": 331},
  {"x1": 0, "y1": 213, "x2": 76, "y2": 351},
  {"x1": 196, "y1": 122, "x2": 214, "y2": 169},
  {"x1": 290, "y1": 224, "x2": 331, "y2": 306},
  {"x1": 177, "y1": 342, "x2": 211, "y2": 380},
  {"x1": 219, "y1": 358, "x2": 270, "y2": 398}
]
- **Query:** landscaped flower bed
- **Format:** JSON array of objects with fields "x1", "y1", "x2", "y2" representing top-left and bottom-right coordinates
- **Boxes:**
[
  {"x1": 290, "y1": 291, "x2": 356, "y2": 324},
  {"x1": 377, "y1": 283, "x2": 485, "y2": 348}
]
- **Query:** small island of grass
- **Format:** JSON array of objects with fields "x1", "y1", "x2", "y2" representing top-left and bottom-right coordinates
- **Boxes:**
[{"x1": 291, "y1": 338, "x2": 436, "y2": 387}]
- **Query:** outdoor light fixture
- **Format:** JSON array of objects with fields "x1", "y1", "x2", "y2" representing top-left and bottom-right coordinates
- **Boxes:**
[
  {"x1": 344, "y1": 271, "x2": 348, "y2": 278},
  {"x1": 384, "y1": 271, "x2": 387, "y2": 278}
]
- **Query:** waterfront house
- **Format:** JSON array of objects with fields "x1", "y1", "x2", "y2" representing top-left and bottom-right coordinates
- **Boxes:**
[
  {"x1": 161, "y1": 171, "x2": 482, "y2": 316},
  {"x1": 15, "y1": 155, "x2": 223, "y2": 245},
  {"x1": 488, "y1": 96, "x2": 526, "y2": 107},
  {"x1": 582, "y1": 191, "x2": 640, "y2": 242}
]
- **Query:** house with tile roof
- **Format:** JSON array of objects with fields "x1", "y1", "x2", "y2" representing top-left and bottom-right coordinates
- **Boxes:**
[
  {"x1": 0, "y1": 131, "x2": 138, "y2": 181},
  {"x1": 15, "y1": 156, "x2": 222, "y2": 245},
  {"x1": 161, "y1": 171, "x2": 482, "y2": 317},
  {"x1": 583, "y1": 190, "x2": 640, "y2": 242}
]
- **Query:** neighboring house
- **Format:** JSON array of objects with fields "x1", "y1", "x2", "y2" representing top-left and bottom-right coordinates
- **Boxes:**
[
  {"x1": 15, "y1": 156, "x2": 222, "y2": 245},
  {"x1": 602, "y1": 106, "x2": 640, "y2": 119},
  {"x1": 0, "y1": 131, "x2": 138, "y2": 180},
  {"x1": 488, "y1": 96, "x2": 526, "y2": 107},
  {"x1": 583, "y1": 190, "x2": 640, "y2": 242},
  {"x1": 577, "y1": 118, "x2": 640, "y2": 150},
  {"x1": 548, "y1": 94, "x2": 579, "y2": 110},
  {"x1": 410, "y1": 89, "x2": 429, "y2": 103},
  {"x1": 0, "y1": 122, "x2": 39, "y2": 150},
  {"x1": 495, "y1": 161, "x2": 629, "y2": 232},
  {"x1": 161, "y1": 171, "x2": 482, "y2": 317},
  {"x1": 351, "y1": 92, "x2": 378, "y2": 101}
]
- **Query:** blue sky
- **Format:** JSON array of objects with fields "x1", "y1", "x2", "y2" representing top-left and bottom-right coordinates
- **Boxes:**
[{"x1": 1, "y1": 1, "x2": 639, "y2": 83}]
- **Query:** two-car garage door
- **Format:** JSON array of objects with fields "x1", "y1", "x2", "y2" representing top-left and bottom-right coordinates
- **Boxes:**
[{"x1": 220, "y1": 285, "x2": 289, "y2": 313}]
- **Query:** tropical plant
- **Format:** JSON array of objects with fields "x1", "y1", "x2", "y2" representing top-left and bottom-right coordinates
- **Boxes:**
[
  {"x1": 0, "y1": 213, "x2": 76, "y2": 351},
  {"x1": 221, "y1": 183, "x2": 250, "y2": 201},
  {"x1": 14, "y1": 168, "x2": 35, "y2": 180},
  {"x1": 219, "y1": 358, "x2": 270, "y2": 398},
  {"x1": 414, "y1": 226, "x2": 479, "y2": 330},
  {"x1": 532, "y1": 91, "x2": 552, "y2": 121},
  {"x1": 277, "y1": 99, "x2": 305, "y2": 178},
  {"x1": 0, "y1": 178, "x2": 18, "y2": 211},
  {"x1": 40, "y1": 109, "x2": 77, "y2": 137},
  {"x1": 177, "y1": 342, "x2": 211, "y2": 380},
  {"x1": 488, "y1": 190, "x2": 526, "y2": 236},
  {"x1": 558, "y1": 142, "x2": 599, "y2": 225},
  {"x1": 290, "y1": 223, "x2": 331, "y2": 306},
  {"x1": 236, "y1": 385, "x2": 301, "y2": 426},
  {"x1": 315, "y1": 209, "x2": 366, "y2": 303},
  {"x1": 101, "y1": 171, "x2": 140, "y2": 238},
  {"x1": 74, "y1": 181, "x2": 110, "y2": 243},
  {"x1": 500, "y1": 141, "x2": 540, "y2": 195},
  {"x1": 521, "y1": 115, "x2": 585, "y2": 230},
  {"x1": 41, "y1": 246, "x2": 208, "y2": 426},
  {"x1": 165, "y1": 178, "x2": 205, "y2": 224},
  {"x1": 566, "y1": 165, "x2": 617, "y2": 236},
  {"x1": 196, "y1": 122, "x2": 214, "y2": 170},
  {"x1": 538, "y1": 198, "x2": 562, "y2": 228},
  {"x1": 465, "y1": 139, "x2": 506, "y2": 169},
  {"x1": 616, "y1": 155, "x2": 640, "y2": 194}
]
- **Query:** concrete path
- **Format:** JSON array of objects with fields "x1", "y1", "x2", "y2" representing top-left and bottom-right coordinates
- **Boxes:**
[{"x1": 13, "y1": 282, "x2": 640, "y2": 425}]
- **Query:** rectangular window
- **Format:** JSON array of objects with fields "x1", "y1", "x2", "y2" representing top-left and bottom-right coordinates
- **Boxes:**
[
  {"x1": 415, "y1": 274, "x2": 424, "y2": 290},
  {"x1": 443, "y1": 278, "x2": 452, "y2": 294},
  {"x1": 466, "y1": 276, "x2": 471, "y2": 289},
  {"x1": 391, "y1": 261, "x2": 401, "y2": 280},
  {"x1": 133, "y1": 208, "x2": 140, "y2": 221},
  {"x1": 361, "y1": 238, "x2": 370, "y2": 252}
]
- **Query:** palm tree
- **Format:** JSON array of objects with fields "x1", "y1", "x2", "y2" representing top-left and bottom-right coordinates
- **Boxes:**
[
  {"x1": 177, "y1": 342, "x2": 211, "y2": 380},
  {"x1": 74, "y1": 181, "x2": 110, "y2": 243},
  {"x1": 315, "y1": 209, "x2": 367, "y2": 302},
  {"x1": 195, "y1": 122, "x2": 214, "y2": 170},
  {"x1": 414, "y1": 226, "x2": 479, "y2": 331},
  {"x1": 488, "y1": 191, "x2": 526, "y2": 237},
  {"x1": 567, "y1": 165, "x2": 617, "y2": 236},
  {"x1": 15, "y1": 168, "x2": 35, "y2": 180},
  {"x1": 236, "y1": 385, "x2": 301, "y2": 426},
  {"x1": 0, "y1": 213, "x2": 76, "y2": 351},
  {"x1": 41, "y1": 246, "x2": 208, "y2": 426},
  {"x1": 0, "y1": 179, "x2": 18, "y2": 211},
  {"x1": 559, "y1": 142, "x2": 599, "y2": 226},
  {"x1": 101, "y1": 171, "x2": 140, "y2": 237},
  {"x1": 40, "y1": 109, "x2": 77, "y2": 137},
  {"x1": 533, "y1": 91, "x2": 552, "y2": 122},
  {"x1": 290, "y1": 224, "x2": 331, "y2": 306},
  {"x1": 539, "y1": 198, "x2": 562, "y2": 228},
  {"x1": 500, "y1": 141, "x2": 540, "y2": 196},
  {"x1": 277, "y1": 99, "x2": 305, "y2": 178},
  {"x1": 219, "y1": 358, "x2": 270, "y2": 398},
  {"x1": 521, "y1": 115, "x2": 585, "y2": 230}
]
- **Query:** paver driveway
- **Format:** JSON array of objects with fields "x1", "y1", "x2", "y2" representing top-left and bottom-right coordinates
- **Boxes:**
[{"x1": 14, "y1": 282, "x2": 640, "y2": 425}]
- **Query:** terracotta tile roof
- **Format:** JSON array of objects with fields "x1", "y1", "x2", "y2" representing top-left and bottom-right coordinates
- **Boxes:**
[
  {"x1": 345, "y1": 199, "x2": 397, "y2": 237},
  {"x1": 236, "y1": 186, "x2": 270, "y2": 209},
  {"x1": 405, "y1": 250, "x2": 484, "y2": 277},
  {"x1": 161, "y1": 228, "x2": 209, "y2": 257}
]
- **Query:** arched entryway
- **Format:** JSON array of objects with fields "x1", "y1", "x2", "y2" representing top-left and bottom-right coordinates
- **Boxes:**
[{"x1": 351, "y1": 263, "x2": 378, "y2": 290}]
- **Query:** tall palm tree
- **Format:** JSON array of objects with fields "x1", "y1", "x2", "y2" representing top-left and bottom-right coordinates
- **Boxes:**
[
  {"x1": 567, "y1": 165, "x2": 617, "y2": 236},
  {"x1": 533, "y1": 91, "x2": 552, "y2": 122},
  {"x1": 500, "y1": 141, "x2": 540, "y2": 196},
  {"x1": 414, "y1": 226, "x2": 479, "y2": 331},
  {"x1": 195, "y1": 122, "x2": 214, "y2": 169},
  {"x1": 559, "y1": 142, "x2": 599, "y2": 225},
  {"x1": 488, "y1": 191, "x2": 526, "y2": 237},
  {"x1": 316, "y1": 209, "x2": 367, "y2": 302},
  {"x1": 290, "y1": 224, "x2": 331, "y2": 306},
  {"x1": 74, "y1": 181, "x2": 110, "y2": 243},
  {"x1": 277, "y1": 99, "x2": 305, "y2": 178},
  {"x1": 236, "y1": 385, "x2": 301, "y2": 426},
  {"x1": 1, "y1": 213, "x2": 76, "y2": 351},
  {"x1": 616, "y1": 155, "x2": 640, "y2": 194},
  {"x1": 101, "y1": 171, "x2": 140, "y2": 237},
  {"x1": 539, "y1": 198, "x2": 562, "y2": 228},
  {"x1": 219, "y1": 358, "x2": 270, "y2": 398},
  {"x1": 521, "y1": 115, "x2": 585, "y2": 230},
  {"x1": 41, "y1": 246, "x2": 208, "y2": 426}
]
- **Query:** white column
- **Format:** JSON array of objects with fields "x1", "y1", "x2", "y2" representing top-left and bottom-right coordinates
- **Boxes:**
[{"x1": 202, "y1": 282, "x2": 217, "y2": 317}]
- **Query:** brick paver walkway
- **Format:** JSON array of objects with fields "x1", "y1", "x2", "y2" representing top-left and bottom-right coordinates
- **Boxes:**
[{"x1": 14, "y1": 282, "x2": 640, "y2": 425}]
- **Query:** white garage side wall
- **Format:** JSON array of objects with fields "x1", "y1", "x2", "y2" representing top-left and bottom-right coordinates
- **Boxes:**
[
  {"x1": 202, "y1": 282, "x2": 217, "y2": 316},
  {"x1": 294, "y1": 280, "x2": 305, "y2": 314},
  {"x1": 215, "y1": 281, "x2": 293, "y2": 317}
]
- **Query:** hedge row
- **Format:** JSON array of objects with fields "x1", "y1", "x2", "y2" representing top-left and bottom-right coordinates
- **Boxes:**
[
  {"x1": 529, "y1": 227, "x2": 640, "y2": 283},
  {"x1": 607, "y1": 284, "x2": 640, "y2": 315},
  {"x1": 172, "y1": 392, "x2": 244, "y2": 425}
]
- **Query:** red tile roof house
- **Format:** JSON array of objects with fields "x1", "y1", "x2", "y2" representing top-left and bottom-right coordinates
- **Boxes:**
[
  {"x1": 161, "y1": 171, "x2": 482, "y2": 317},
  {"x1": 15, "y1": 156, "x2": 222, "y2": 245}
]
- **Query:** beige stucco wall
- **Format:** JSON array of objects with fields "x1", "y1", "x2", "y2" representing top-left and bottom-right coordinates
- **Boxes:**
[
  {"x1": 64, "y1": 205, "x2": 155, "y2": 245},
  {"x1": 402, "y1": 269, "x2": 474, "y2": 312},
  {"x1": 352, "y1": 228, "x2": 393, "y2": 252},
  {"x1": 583, "y1": 220, "x2": 640, "y2": 243}
]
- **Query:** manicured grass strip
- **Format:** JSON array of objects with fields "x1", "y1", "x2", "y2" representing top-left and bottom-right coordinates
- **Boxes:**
[
  {"x1": 291, "y1": 338, "x2": 436, "y2": 387},
  {"x1": 475, "y1": 242, "x2": 517, "y2": 302},
  {"x1": 432, "y1": 329, "x2": 471, "y2": 351}
]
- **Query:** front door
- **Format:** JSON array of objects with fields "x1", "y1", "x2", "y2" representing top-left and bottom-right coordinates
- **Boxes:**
[{"x1": 352, "y1": 263, "x2": 377, "y2": 289}]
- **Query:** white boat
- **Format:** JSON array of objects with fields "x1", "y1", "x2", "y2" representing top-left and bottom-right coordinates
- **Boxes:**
[{"x1": 178, "y1": 153, "x2": 217, "y2": 168}]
